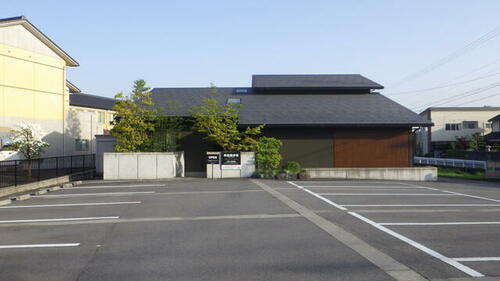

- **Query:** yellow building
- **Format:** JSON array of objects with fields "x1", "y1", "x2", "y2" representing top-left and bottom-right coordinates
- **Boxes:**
[{"x1": 0, "y1": 16, "x2": 114, "y2": 159}]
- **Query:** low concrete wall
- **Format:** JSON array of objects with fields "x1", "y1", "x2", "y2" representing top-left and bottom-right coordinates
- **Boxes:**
[
  {"x1": 103, "y1": 152, "x2": 185, "y2": 180},
  {"x1": 305, "y1": 167, "x2": 438, "y2": 181},
  {"x1": 0, "y1": 175, "x2": 70, "y2": 198}
]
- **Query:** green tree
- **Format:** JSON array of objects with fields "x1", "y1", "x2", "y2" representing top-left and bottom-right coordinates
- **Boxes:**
[
  {"x1": 111, "y1": 80, "x2": 157, "y2": 152},
  {"x1": 191, "y1": 84, "x2": 264, "y2": 151},
  {"x1": 255, "y1": 137, "x2": 282, "y2": 176},
  {"x1": 468, "y1": 132, "x2": 486, "y2": 152}
]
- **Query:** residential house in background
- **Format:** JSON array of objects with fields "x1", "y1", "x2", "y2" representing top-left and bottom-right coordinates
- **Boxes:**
[
  {"x1": 152, "y1": 74, "x2": 432, "y2": 176},
  {"x1": 485, "y1": 114, "x2": 500, "y2": 145},
  {"x1": 416, "y1": 107, "x2": 500, "y2": 156},
  {"x1": 0, "y1": 16, "x2": 114, "y2": 160}
]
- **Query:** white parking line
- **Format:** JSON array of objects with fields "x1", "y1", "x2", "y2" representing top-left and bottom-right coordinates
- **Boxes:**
[
  {"x1": 303, "y1": 185, "x2": 425, "y2": 188},
  {"x1": 342, "y1": 204, "x2": 500, "y2": 207},
  {"x1": 0, "y1": 202, "x2": 141, "y2": 209},
  {"x1": 453, "y1": 257, "x2": 500, "y2": 262},
  {"x1": 0, "y1": 243, "x2": 80, "y2": 249},
  {"x1": 380, "y1": 221, "x2": 500, "y2": 226},
  {"x1": 349, "y1": 212, "x2": 484, "y2": 277},
  {"x1": 0, "y1": 216, "x2": 119, "y2": 224},
  {"x1": 74, "y1": 184, "x2": 165, "y2": 189},
  {"x1": 37, "y1": 192, "x2": 155, "y2": 198},
  {"x1": 318, "y1": 193, "x2": 455, "y2": 196},
  {"x1": 287, "y1": 181, "x2": 347, "y2": 210},
  {"x1": 441, "y1": 190, "x2": 500, "y2": 204}
]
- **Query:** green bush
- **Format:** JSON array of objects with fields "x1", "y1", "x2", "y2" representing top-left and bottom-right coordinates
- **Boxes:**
[
  {"x1": 283, "y1": 161, "x2": 301, "y2": 175},
  {"x1": 256, "y1": 137, "x2": 282, "y2": 176}
]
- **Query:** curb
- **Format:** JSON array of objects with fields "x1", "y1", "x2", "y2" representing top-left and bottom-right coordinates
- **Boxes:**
[
  {"x1": 0, "y1": 199, "x2": 12, "y2": 206},
  {"x1": 11, "y1": 194, "x2": 31, "y2": 201}
]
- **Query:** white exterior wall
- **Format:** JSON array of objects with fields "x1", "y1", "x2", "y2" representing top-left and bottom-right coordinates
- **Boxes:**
[
  {"x1": 429, "y1": 110, "x2": 499, "y2": 142},
  {"x1": 103, "y1": 152, "x2": 184, "y2": 180},
  {"x1": 64, "y1": 109, "x2": 104, "y2": 156}
]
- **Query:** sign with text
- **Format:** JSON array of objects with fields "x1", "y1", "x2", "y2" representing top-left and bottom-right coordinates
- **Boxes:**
[
  {"x1": 221, "y1": 151, "x2": 241, "y2": 169},
  {"x1": 206, "y1": 154, "x2": 220, "y2": 164}
]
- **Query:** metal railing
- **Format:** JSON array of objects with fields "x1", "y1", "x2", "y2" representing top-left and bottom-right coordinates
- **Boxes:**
[
  {"x1": 0, "y1": 154, "x2": 95, "y2": 189},
  {"x1": 414, "y1": 156, "x2": 486, "y2": 170}
]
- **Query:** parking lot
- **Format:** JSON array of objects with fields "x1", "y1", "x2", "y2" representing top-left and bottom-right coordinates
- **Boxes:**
[{"x1": 0, "y1": 178, "x2": 499, "y2": 280}]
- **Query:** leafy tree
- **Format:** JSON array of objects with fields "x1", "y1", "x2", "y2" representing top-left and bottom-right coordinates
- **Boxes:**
[
  {"x1": 10, "y1": 123, "x2": 50, "y2": 178},
  {"x1": 143, "y1": 103, "x2": 185, "y2": 152},
  {"x1": 468, "y1": 133, "x2": 486, "y2": 152},
  {"x1": 191, "y1": 84, "x2": 264, "y2": 151},
  {"x1": 111, "y1": 80, "x2": 157, "y2": 152},
  {"x1": 255, "y1": 137, "x2": 282, "y2": 176}
]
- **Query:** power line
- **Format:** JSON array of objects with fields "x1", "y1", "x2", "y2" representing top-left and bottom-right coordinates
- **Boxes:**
[
  {"x1": 411, "y1": 83, "x2": 500, "y2": 112},
  {"x1": 388, "y1": 24, "x2": 500, "y2": 89},
  {"x1": 388, "y1": 70, "x2": 500, "y2": 96},
  {"x1": 453, "y1": 91, "x2": 500, "y2": 107}
]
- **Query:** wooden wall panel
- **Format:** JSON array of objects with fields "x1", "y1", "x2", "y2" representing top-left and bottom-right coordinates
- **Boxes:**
[{"x1": 334, "y1": 129, "x2": 410, "y2": 167}]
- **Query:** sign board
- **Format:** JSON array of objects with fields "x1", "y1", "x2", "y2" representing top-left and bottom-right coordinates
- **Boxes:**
[
  {"x1": 221, "y1": 151, "x2": 241, "y2": 169},
  {"x1": 206, "y1": 154, "x2": 220, "y2": 164}
]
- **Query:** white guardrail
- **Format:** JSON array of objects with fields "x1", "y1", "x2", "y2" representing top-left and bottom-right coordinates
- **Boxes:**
[{"x1": 414, "y1": 157, "x2": 486, "y2": 170}]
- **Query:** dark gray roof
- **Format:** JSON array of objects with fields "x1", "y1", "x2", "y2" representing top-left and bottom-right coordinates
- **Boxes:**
[
  {"x1": 489, "y1": 114, "x2": 500, "y2": 122},
  {"x1": 151, "y1": 88, "x2": 431, "y2": 126},
  {"x1": 70, "y1": 93, "x2": 115, "y2": 110},
  {"x1": 252, "y1": 74, "x2": 384, "y2": 89}
]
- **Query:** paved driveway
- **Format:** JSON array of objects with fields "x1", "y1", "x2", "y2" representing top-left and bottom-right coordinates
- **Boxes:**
[{"x1": 0, "y1": 178, "x2": 499, "y2": 280}]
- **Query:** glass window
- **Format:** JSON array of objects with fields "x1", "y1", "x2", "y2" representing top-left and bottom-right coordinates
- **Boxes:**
[
  {"x1": 234, "y1": 88, "x2": 249, "y2": 94},
  {"x1": 98, "y1": 112, "x2": 105, "y2": 123},
  {"x1": 227, "y1": 98, "x2": 241, "y2": 104},
  {"x1": 445, "y1": 123, "x2": 461, "y2": 131},
  {"x1": 462, "y1": 121, "x2": 478, "y2": 129},
  {"x1": 485, "y1": 122, "x2": 492, "y2": 129},
  {"x1": 75, "y1": 139, "x2": 90, "y2": 151}
]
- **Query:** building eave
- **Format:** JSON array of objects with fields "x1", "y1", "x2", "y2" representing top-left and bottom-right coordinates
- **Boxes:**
[{"x1": 0, "y1": 16, "x2": 79, "y2": 67}]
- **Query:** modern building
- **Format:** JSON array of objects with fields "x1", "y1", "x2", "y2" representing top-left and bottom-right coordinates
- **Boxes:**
[
  {"x1": 0, "y1": 16, "x2": 114, "y2": 159},
  {"x1": 416, "y1": 107, "x2": 500, "y2": 156},
  {"x1": 152, "y1": 74, "x2": 432, "y2": 175}
]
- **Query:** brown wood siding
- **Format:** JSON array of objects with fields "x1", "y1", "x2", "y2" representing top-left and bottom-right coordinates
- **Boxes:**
[{"x1": 334, "y1": 129, "x2": 410, "y2": 167}]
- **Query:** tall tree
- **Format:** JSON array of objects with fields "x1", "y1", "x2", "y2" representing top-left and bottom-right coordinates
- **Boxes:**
[
  {"x1": 111, "y1": 80, "x2": 157, "y2": 152},
  {"x1": 191, "y1": 84, "x2": 264, "y2": 151}
]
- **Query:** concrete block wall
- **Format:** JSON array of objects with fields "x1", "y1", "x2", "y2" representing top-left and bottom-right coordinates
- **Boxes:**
[
  {"x1": 103, "y1": 152, "x2": 184, "y2": 180},
  {"x1": 305, "y1": 167, "x2": 438, "y2": 181}
]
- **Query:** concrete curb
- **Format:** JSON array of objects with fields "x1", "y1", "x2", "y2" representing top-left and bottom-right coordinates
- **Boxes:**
[
  {"x1": 0, "y1": 176, "x2": 71, "y2": 198},
  {"x1": 49, "y1": 185, "x2": 62, "y2": 192},
  {"x1": 0, "y1": 199, "x2": 12, "y2": 206},
  {"x1": 11, "y1": 194, "x2": 31, "y2": 201}
]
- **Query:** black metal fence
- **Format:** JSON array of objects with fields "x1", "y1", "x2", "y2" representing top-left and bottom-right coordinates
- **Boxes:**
[{"x1": 0, "y1": 154, "x2": 95, "y2": 188}]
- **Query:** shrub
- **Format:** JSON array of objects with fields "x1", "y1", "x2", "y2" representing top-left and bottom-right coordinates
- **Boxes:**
[
  {"x1": 256, "y1": 137, "x2": 282, "y2": 176},
  {"x1": 283, "y1": 161, "x2": 301, "y2": 175}
]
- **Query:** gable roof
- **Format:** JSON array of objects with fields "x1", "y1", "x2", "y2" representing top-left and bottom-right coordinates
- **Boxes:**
[
  {"x1": 66, "y1": 80, "x2": 81, "y2": 94},
  {"x1": 489, "y1": 114, "x2": 500, "y2": 122},
  {"x1": 0, "y1": 16, "x2": 79, "y2": 66},
  {"x1": 70, "y1": 93, "x2": 115, "y2": 111},
  {"x1": 151, "y1": 87, "x2": 431, "y2": 127},
  {"x1": 252, "y1": 74, "x2": 384, "y2": 89}
]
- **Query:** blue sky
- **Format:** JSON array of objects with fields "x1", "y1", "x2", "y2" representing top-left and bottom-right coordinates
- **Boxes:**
[{"x1": 3, "y1": 0, "x2": 500, "y2": 111}]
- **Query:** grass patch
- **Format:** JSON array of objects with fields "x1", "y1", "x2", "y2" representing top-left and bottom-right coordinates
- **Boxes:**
[{"x1": 438, "y1": 167, "x2": 485, "y2": 180}]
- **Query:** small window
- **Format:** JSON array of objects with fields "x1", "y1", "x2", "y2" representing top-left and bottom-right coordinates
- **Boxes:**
[
  {"x1": 234, "y1": 88, "x2": 249, "y2": 94},
  {"x1": 462, "y1": 121, "x2": 478, "y2": 129},
  {"x1": 75, "y1": 139, "x2": 90, "y2": 152},
  {"x1": 485, "y1": 122, "x2": 492, "y2": 129},
  {"x1": 98, "y1": 112, "x2": 105, "y2": 123},
  {"x1": 227, "y1": 98, "x2": 241, "y2": 104},
  {"x1": 445, "y1": 123, "x2": 461, "y2": 131},
  {"x1": 108, "y1": 113, "x2": 114, "y2": 123}
]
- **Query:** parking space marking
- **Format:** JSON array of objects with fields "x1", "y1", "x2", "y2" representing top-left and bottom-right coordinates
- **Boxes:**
[
  {"x1": 287, "y1": 181, "x2": 347, "y2": 210},
  {"x1": 318, "y1": 193, "x2": 455, "y2": 196},
  {"x1": 0, "y1": 243, "x2": 80, "y2": 249},
  {"x1": 37, "y1": 191, "x2": 155, "y2": 198},
  {"x1": 379, "y1": 221, "x2": 500, "y2": 226},
  {"x1": 0, "y1": 201, "x2": 141, "y2": 209},
  {"x1": 74, "y1": 184, "x2": 166, "y2": 189},
  {"x1": 0, "y1": 216, "x2": 119, "y2": 224},
  {"x1": 440, "y1": 190, "x2": 500, "y2": 204},
  {"x1": 349, "y1": 212, "x2": 484, "y2": 277},
  {"x1": 303, "y1": 185, "x2": 425, "y2": 188},
  {"x1": 342, "y1": 204, "x2": 500, "y2": 207},
  {"x1": 289, "y1": 181, "x2": 490, "y2": 278},
  {"x1": 453, "y1": 257, "x2": 500, "y2": 262}
]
